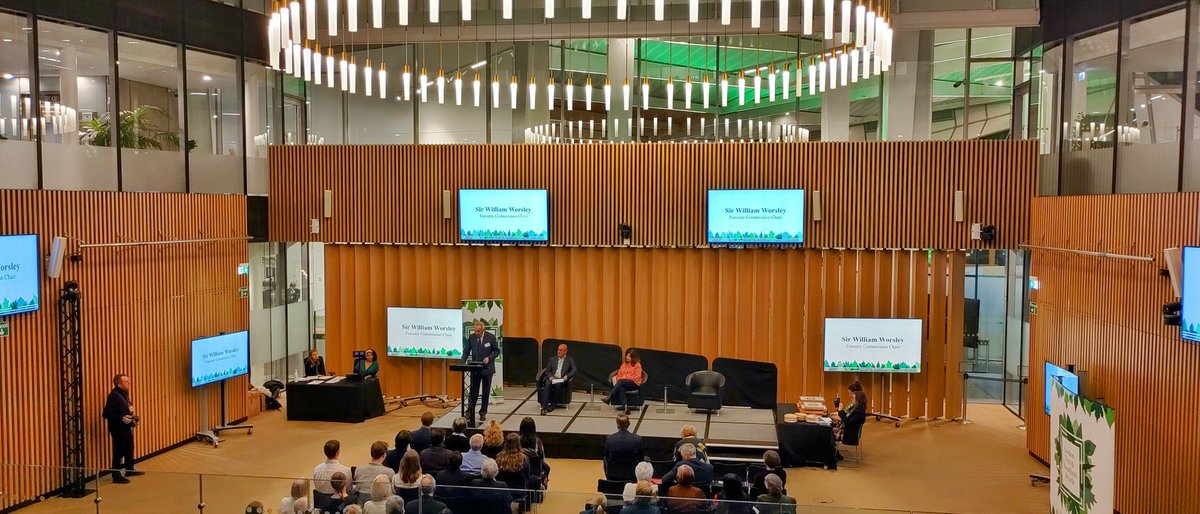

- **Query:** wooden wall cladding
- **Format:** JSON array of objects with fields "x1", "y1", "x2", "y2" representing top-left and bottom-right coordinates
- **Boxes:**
[
  {"x1": 269, "y1": 141, "x2": 1036, "y2": 249},
  {"x1": 0, "y1": 190, "x2": 248, "y2": 511},
  {"x1": 1027, "y1": 193, "x2": 1200, "y2": 514},
  {"x1": 323, "y1": 244, "x2": 966, "y2": 420}
]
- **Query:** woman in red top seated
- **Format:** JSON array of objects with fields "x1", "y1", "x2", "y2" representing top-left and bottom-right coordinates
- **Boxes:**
[{"x1": 608, "y1": 348, "x2": 644, "y2": 412}]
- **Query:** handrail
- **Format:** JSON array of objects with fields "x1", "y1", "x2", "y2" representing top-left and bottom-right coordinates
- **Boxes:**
[
  {"x1": 1019, "y1": 244, "x2": 1154, "y2": 262},
  {"x1": 79, "y1": 236, "x2": 251, "y2": 249}
]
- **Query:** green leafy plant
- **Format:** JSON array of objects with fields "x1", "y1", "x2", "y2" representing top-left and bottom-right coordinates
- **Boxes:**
[{"x1": 78, "y1": 105, "x2": 180, "y2": 150}]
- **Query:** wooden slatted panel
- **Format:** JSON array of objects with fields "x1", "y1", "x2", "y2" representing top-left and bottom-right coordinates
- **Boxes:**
[
  {"x1": 0, "y1": 190, "x2": 248, "y2": 511},
  {"x1": 927, "y1": 252, "x2": 948, "y2": 419},
  {"x1": 944, "y1": 251, "x2": 966, "y2": 420},
  {"x1": 269, "y1": 141, "x2": 1037, "y2": 249},
  {"x1": 1028, "y1": 193, "x2": 1200, "y2": 514}
]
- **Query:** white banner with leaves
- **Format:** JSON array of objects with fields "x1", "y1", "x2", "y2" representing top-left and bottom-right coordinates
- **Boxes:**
[
  {"x1": 462, "y1": 299, "x2": 505, "y2": 403},
  {"x1": 1050, "y1": 379, "x2": 1115, "y2": 514}
]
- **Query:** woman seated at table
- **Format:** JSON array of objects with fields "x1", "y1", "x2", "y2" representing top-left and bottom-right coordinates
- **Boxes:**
[
  {"x1": 608, "y1": 348, "x2": 643, "y2": 412},
  {"x1": 304, "y1": 349, "x2": 326, "y2": 377},
  {"x1": 832, "y1": 390, "x2": 867, "y2": 444},
  {"x1": 355, "y1": 349, "x2": 380, "y2": 378}
]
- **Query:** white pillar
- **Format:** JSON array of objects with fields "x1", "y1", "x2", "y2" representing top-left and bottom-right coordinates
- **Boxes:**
[{"x1": 882, "y1": 30, "x2": 934, "y2": 141}]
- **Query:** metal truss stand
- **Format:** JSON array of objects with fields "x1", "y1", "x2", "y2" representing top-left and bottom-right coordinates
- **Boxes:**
[{"x1": 58, "y1": 282, "x2": 93, "y2": 498}]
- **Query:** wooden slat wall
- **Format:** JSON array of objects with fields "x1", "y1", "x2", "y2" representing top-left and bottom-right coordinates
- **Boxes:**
[
  {"x1": 1027, "y1": 193, "x2": 1200, "y2": 514},
  {"x1": 0, "y1": 191, "x2": 248, "y2": 511},
  {"x1": 269, "y1": 141, "x2": 1037, "y2": 249},
  {"x1": 323, "y1": 244, "x2": 965, "y2": 419}
]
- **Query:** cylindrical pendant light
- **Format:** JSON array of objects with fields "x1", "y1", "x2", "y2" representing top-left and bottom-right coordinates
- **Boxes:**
[
  {"x1": 828, "y1": 55, "x2": 837, "y2": 89},
  {"x1": 767, "y1": 69, "x2": 776, "y2": 102},
  {"x1": 582, "y1": 0, "x2": 592, "y2": 18},
  {"x1": 436, "y1": 70, "x2": 446, "y2": 104},
  {"x1": 547, "y1": 77, "x2": 555, "y2": 111},
  {"x1": 654, "y1": 0, "x2": 664, "y2": 21},
  {"x1": 641, "y1": 78, "x2": 649, "y2": 110},
  {"x1": 721, "y1": 0, "x2": 731, "y2": 25},
  {"x1": 688, "y1": 0, "x2": 698, "y2": 23},
  {"x1": 492, "y1": 75, "x2": 500, "y2": 108},
  {"x1": 737, "y1": 73, "x2": 746, "y2": 106},
  {"x1": 349, "y1": 57, "x2": 358, "y2": 93},
  {"x1": 292, "y1": 44, "x2": 302, "y2": 77},
  {"x1": 750, "y1": 0, "x2": 761, "y2": 28},
  {"x1": 402, "y1": 64, "x2": 412, "y2": 99},
  {"x1": 302, "y1": 45, "x2": 312, "y2": 81},
  {"x1": 865, "y1": 10, "x2": 876, "y2": 51},
  {"x1": 455, "y1": 71, "x2": 464, "y2": 105},
  {"x1": 290, "y1": 2, "x2": 301, "y2": 41},
  {"x1": 503, "y1": 0, "x2": 513, "y2": 19},
  {"x1": 778, "y1": 0, "x2": 788, "y2": 32},
  {"x1": 268, "y1": 14, "x2": 280, "y2": 69},
  {"x1": 364, "y1": 60, "x2": 373, "y2": 96},
  {"x1": 399, "y1": 0, "x2": 409, "y2": 25},
  {"x1": 373, "y1": 0, "x2": 383, "y2": 27},
  {"x1": 347, "y1": 0, "x2": 358, "y2": 32},
  {"x1": 684, "y1": 77, "x2": 693, "y2": 108},
  {"x1": 327, "y1": 0, "x2": 338, "y2": 36},
  {"x1": 509, "y1": 75, "x2": 518, "y2": 109},
  {"x1": 817, "y1": 60, "x2": 825, "y2": 92},
  {"x1": 430, "y1": 0, "x2": 439, "y2": 23},
  {"x1": 753, "y1": 73, "x2": 762, "y2": 103},
  {"x1": 803, "y1": 0, "x2": 813, "y2": 35},
  {"x1": 585, "y1": 77, "x2": 593, "y2": 110},
  {"x1": 823, "y1": 0, "x2": 833, "y2": 38},
  {"x1": 527, "y1": 77, "x2": 537, "y2": 110},
  {"x1": 855, "y1": 4, "x2": 865, "y2": 47},
  {"x1": 462, "y1": 0, "x2": 472, "y2": 21},
  {"x1": 326, "y1": 50, "x2": 336, "y2": 88},
  {"x1": 840, "y1": 0, "x2": 850, "y2": 43},
  {"x1": 862, "y1": 47, "x2": 871, "y2": 79},
  {"x1": 306, "y1": 0, "x2": 317, "y2": 38},
  {"x1": 545, "y1": 0, "x2": 555, "y2": 19},
  {"x1": 617, "y1": 0, "x2": 627, "y2": 20},
  {"x1": 665, "y1": 77, "x2": 674, "y2": 109},
  {"x1": 566, "y1": 78, "x2": 574, "y2": 111},
  {"x1": 603, "y1": 79, "x2": 612, "y2": 111},
  {"x1": 719, "y1": 74, "x2": 729, "y2": 107},
  {"x1": 313, "y1": 44, "x2": 323, "y2": 84},
  {"x1": 850, "y1": 48, "x2": 859, "y2": 83},
  {"x1": 473, "y1": 72, "x2": 482, "y2": 107},
  {"x1": 702, "y1": 75, "x2": 711, "y2": 108},
  {"x1": 419, "y1": 66, "x2": 428, "y2": 102},
  {"x1": 379, "y1": 63, "x2": 387, "y2": 99},
  {"x1": 781, "y1": 65, "x2": 790, "y2": 100},
  {"x1": 280, "y1": 5, "x2": 291, "y2": 45},
  {"x1": 622, "y1": 78, "x2": 631, "y2": 111}
]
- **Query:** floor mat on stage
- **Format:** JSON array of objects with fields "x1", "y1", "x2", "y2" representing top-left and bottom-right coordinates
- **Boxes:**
[
  {"x1": 707, "y1": 421, "x2": 778, "y2": 444},
  {"x1": 708, "y1": 406, "x2": 776, "y2": 424}
]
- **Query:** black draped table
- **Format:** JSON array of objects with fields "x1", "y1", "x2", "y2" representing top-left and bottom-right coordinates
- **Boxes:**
[
  {"x1": 775, "y1": 404, "x2": 838, "y2": 470},
  {"x1": 286, "y1": 377, "x2": 385, "y2": 423}
]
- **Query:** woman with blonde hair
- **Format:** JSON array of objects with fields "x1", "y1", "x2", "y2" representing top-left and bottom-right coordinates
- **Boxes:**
[
  {"x1": 279, "y1": 478, "x2": 308, "y2": 514},
  {"x1": 673, "y1": 425, "x2": 707, "y2": 462},
  {"x1": 392, "y1": 449, "x2": 422, "y2": 503},
  {"x1": 481, "y1": 419, "x2": 505, "y2": 458},
  {"x1": 363, "y1": 474, "x2": 397, "y2": 514}
]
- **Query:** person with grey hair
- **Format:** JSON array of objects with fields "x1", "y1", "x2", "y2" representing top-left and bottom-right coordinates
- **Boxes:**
[
  {"x1": 384, "y1": 496, "x2": 405, "y2": 514},
  {"x1": 290, "y1": 497, "x2": 310, "y2": 514},
  {"x1": 404, "y1": 474, "x2": 449, "y2": 514},
  {"x1": 461, "y1": 433, "x2": 487, "y2": 474},
  {"x1": 468, "y1": 458, "x2": 513, "y2": 513},
  {"x1": 754, "y1": 473, "x2": 797, "y2": 514},
  {"x1": 660, "y1": 443, "x2": 713, "y2": 490},
  {"x1": 622, "y1": 461, "x2": 659, "y2": 503}
]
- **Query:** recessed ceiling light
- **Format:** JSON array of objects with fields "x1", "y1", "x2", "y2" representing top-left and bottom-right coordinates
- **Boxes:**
[
  {"x1": 203, "y1": 75, "x2": 212, "y2": 81},
  {"x1": 1, "y1": 38, "x2": 12, "y2": 42},
  {"x1": 62, "y1": 39, "x2": 70, "y2": 42},
  {"x1": 1, "y1": 73, "x2": 13, "y2": 80},
  {"x1": 994, "y1": 80, "x2": 1003, "y2": 86}
]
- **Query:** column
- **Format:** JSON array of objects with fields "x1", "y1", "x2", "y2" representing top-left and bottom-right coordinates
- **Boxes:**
[
  {"x1": 820, "y1": 39, "x2": 850, "y2": 140},
  {"x1": 881, "y1": 30, "x2": 934, "y2": 140},
  {"x1": 512, "y1": 41, "x2": 551, "y2": 143},
  {"x1": 607, "y1": 38, "x2": 635, "y2": 142}
]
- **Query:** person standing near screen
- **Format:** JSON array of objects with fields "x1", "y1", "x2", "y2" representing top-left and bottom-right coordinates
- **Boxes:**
[
  {"x1": 354, "y1": 349, "x2": 380, "y2": 378},
  {"x1": 102, "y1": 374, "x2": 142, "y2": 483},
  {"x1": 462, "y1": 320, "x2": 500, "y2": 424},
  {"x1": 304, "y1": 349, "x2": 326, "y2": 377}
]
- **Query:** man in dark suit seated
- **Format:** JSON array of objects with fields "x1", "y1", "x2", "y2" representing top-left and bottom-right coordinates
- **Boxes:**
[
  {"x1": 603, "y1": 413, "x2": 643, "y2": 481},
  {"x1": 444, "y1": 417, "x2": 470, "y2": 453},
  {"x1": 411, "y1": 411, "x2": 435, "y2": 453},
  {"x1": 434, "y1": 451, "x2": 474, "y2": 500},
  {"x1": 467, "y1": 458, "x2": 513, "y2": 514},
  {"x1": 420, "y1": 428, "x2": 454, "y2": 474},
  {"x1": 660, "y1": 443, "x2": 713, "y2": 490},
  {"x1": 404, "y1": 475, "x2": 451, "y2": 514},
  {"x1": 537, "y1": 343, "x2": 578, "y2": 415}
]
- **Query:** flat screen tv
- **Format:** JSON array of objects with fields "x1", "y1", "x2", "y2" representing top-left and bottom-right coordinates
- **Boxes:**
[
  {"x1": 823, "y1": 318, "x2": 923, "y2": 373},
  {"x1": 0, "y1": 234, "x2": 41, "y2": 316},
  {"x1": 1044, "y1": 361, "x2": 1079, "y2": 414},
  {"x1": 459, "y1": 189, "x2": 549, "y2": 243},
  {"x1": 707, "y1": 189, "x2": 805, "y2": 244},
  {"x1": 1182, "y1": 246, "x2": 1200, "y2": 342},
  {"x1": 190, "y1": 331, "x2": 250, "y2": 387},
  {"x1": 386, "y1": 307, "x2": 464, "y2": 359}
]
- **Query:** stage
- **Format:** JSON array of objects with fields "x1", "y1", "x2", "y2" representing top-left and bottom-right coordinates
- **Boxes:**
[{"x1": 432, "y1": 386, "x2": 779, "y2": 461}]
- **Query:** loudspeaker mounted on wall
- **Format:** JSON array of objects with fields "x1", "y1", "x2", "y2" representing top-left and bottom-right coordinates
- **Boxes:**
[
  {"x1": 812, "y1": 190, "x2": 822, "y2": 222},
  {"x1": 323, "y1": 190, "x2": 333, "y2": 219},
  {"x1": 1164, "y1": 247, "x2": 1182, "y2": 298},
  {"x1": 442, "y1": 190, "x2": 452, "y2": 219},
  {"x1": 953, "y1": 190, "x2": 964, "y2": 222},
  {"x1": 46, "y1": 236, "x2": 66, "y2": 278}
]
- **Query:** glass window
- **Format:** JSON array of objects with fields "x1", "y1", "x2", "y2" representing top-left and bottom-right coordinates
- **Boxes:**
[
  {"x1": 418, "y1": 42, "x2": 489, "y2": 144},
  {"x1": 1062, "y1": 28, "x2": 1117, "y2": 195},
  {"x1": 1189, "y1": 2, "x2": 1200, "y2": 191},
  {"x1": 931, "y1": 29, "x2": 968, "y2": 140},
  {"x1": 970, "y1": 27, "x2": 1014, "y2": 59},
  {"x1": 1116, "y1": 8, "x2": 1185, "y2": 193},
  {"x1": 489, "y1": 43, "x2": 515, "y2": 143},
  {"x1": 307, "y1": 46, "x2": 343, "y2": 145},
  {"x1": 1039, "y1": 44, "x2": 1062, "y2": 194},
  {"x1": 244, "y1": 61, "x2": 275, "y2": 195},
  {"x1": 967, "y1": 61, "x2": 1014, "y2": 139},
  {"x1": 117, "y1": 35, "x2": 184, "y2": 192},
  {"x1": 344, "y1": 44, "x2": 414, "y2": 144},
  {"x1": 0, "y1": 12, "x2": 36, "y2": 189},
  {"x1": 186, "y1": 49, "x2": 243, "y2": 193},
  {"x1": 38, "y1": 20, "x2": 118, "y2": 191}
]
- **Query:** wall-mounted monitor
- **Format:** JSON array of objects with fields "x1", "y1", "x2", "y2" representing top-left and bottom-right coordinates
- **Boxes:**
[
  {"x1": 459, "y1": 189, "x2": 549, "y2": 243},
  {"x1": 1044, "y1": 361, "x2": 1079, "y2": 414},
  {"x1": 1182, "y1": 246, "x2": 1200, "y2": 342},
  {"x1": 823, "y1": 318, "x2": 923, "y2": 373},
  {"x1": 0, "y1": 234, "x2": 41, "y2": 316},
  {"x1": 706, "y1": 189, "x2": 804, "y2": 244},
  {"x1": 387, "y1": 307, "x2": 464, "y2": 359},
  {"x1": 190, "y1": 331, "x2": 250, "y2": 387}
]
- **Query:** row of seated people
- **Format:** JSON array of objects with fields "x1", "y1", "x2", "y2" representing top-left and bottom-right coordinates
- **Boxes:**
[{"x1": 581, "y1": 472, "x2": 794, "y2": 514}]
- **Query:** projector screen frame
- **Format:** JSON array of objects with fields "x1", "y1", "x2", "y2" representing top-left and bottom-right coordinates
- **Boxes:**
[
  {"x1": 190, "y1": 330, "x2": 250, "y2": 388},
  {"x1": 386, "y1": 306, "x2": 465, "y2": 360},
  {"x1": 822, "y1": 317, "x2": 924, "y2": 374}
]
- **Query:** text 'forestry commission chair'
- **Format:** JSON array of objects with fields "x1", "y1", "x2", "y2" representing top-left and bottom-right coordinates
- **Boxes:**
[
  {"x1": 685, "y1": 370, "x2": 726, "y2": 413},
  {"x1": 607, "y1": 370, "x2": 648, "y2": 412}
]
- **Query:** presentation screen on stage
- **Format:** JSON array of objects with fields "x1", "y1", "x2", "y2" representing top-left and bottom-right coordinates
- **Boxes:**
[
  {"x1": 823, "y1": 318, "x2": 923, "y2": 373},
  {"x1": 707, "y1": 189, "x2": 805, "y2": 244},
  {"x1": 387, "y1": 307, "x2": 464, "y2": 359},
  {"x1": 190, "y1": 331, "x2": 249, "y2": 387},
  {"x1": 1044, "y1": 361, "x2": 1079, "y2": 414},
  {"x1": 459, "y1": 189, "x2": 549, "y2": 242},
  {"x1": 1182, "y1": 246, "x2": 1200, "y2": 342},
  {"x1": 0, "y1": 234, "x2": 41, "y2": 316}
]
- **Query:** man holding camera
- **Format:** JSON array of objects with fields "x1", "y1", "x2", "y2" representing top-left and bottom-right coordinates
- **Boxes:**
[{"x1": 103, "y1": 374, "x2": 143, "y2": 483}]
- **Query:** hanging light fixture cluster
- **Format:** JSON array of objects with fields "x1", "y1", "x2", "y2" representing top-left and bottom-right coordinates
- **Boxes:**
[{"x1": 525, "y1": 116, "x2": 806, "y2": 144}]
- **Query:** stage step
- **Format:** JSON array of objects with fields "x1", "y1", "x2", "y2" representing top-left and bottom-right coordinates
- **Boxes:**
[{"x1": 705, "y1": 440, "x2": 778, "y2": 464}]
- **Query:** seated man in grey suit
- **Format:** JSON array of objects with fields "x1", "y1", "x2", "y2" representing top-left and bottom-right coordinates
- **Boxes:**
[{"x1": 537, "y1": 343, "x2": 577, "y2": 415}]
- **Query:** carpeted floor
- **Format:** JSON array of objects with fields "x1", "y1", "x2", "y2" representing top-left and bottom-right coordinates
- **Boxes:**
[{"x1": 17, "y1": 401, "x2": 1049, "y2": 513}]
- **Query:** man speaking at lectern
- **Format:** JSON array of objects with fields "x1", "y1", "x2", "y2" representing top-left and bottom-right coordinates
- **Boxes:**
[{"x1": 462, "y1": 320, "x2": 500, "y2": 424}]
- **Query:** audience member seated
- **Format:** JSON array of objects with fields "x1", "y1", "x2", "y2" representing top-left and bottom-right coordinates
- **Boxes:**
[
  {"x1": 603, "y1": 413, "x2": 644, "y2": 481},
  {"x1": 749, "y1": 450, "x2": 787, "y2": 497},
  {"x1": 290, "y1": 497, "x2": 311, "y2": 514},
  {"x1": 420, "y1": 428, "x2": 454, "y2": 474},
  {"x1": 445, "y1": 417, "x2": 470, "y2": 453},
  {"x1": 363, "y1": 474, "x2": 399, "y2": 514},
  {"x1": 754, "y1": 474, "x2": 797, "y2": 514},
  {"x1": 383, "y1": 430, "x2": 412, "y2": 473},
  {"x1": 313, "y1": 440, "x2": 352, "y2": 499},
  {"x1": 355, "y1": 440, "x2": 397, "y2": 496},
  {"x1": 537, "y1": 342, "x2": 577, "y2": 415},
  {"x1": 608, "y1": 348, "x2": 644, "y2": 413},
  {"x1": 280, "y1": 478, "x2": 309, "y2": 514},
  {"x1": 665, "y1": 465, "x2": 711, "y2": 513},
  {"x1": 619, "y1": 481, "x2": 662, "y2": 514},
  {"x1": 411, "y1": 412, "x2": 436, "y2": 453},
  {"x1": 384, "y1": 497, "x2": 405, "y2": 514},
  {"x1": 245, "y1": 500, "x2": 265, "y2": 514},
  {"x1": 343, "y1": 505, "x2": 362, "y2": 514},
  {"x1": 715, "y1": 473, "x2": 754, "y2": 514},
  {"x1": 674, "y1": 425, "x2": 708, "y2": 462},
  {"x1": 316, "y1": 472, "x2": 359, "y2": 514},
  {"x1": 462, "y1": 434, "x2": 488, "y2": 474},
  {"x1": 519, "y1": 416, "x2": 550, "y2": 487},
  {"x1": 434, "y1": 451, "x2": 473, "y2": 499},
  {"x1": 622, "y1": 461, "x2": 659, "y2": 504},
  {"x1": 496, "y1": 432, "x2": 532, "y2": 495},
  {"x1": 404, "y1": 474, "x2": 450, "y2": 514},
  {"x1": 481, "y1": 419, "x2": 505, "y2": 458},
  {"x1": 580, "y1": 493, "x2": 607, "y2": 514},
  {"x1": 392, "y1": 449, "x2": 422, "y2": 503},
  {"x1": 468, "y1": 458, "x2": 514, "y2": 514},
  {"x1": 661, "y1": 443, "x2": 713, "y2": 490}
]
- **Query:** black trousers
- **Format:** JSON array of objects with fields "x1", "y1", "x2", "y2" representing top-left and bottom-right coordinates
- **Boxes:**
[
  {"x1": 467, "y1": 371, "x2": 493, "y2": 418},
  {"x1": 609, "y1": 379, "x2": 639, "y2": 406},
  {"x1": 537, "y1": 379, "x2": 569, "y2": 409},
  {"x1": 110, "y1": 428, "x2": 134, "y2": 473}
]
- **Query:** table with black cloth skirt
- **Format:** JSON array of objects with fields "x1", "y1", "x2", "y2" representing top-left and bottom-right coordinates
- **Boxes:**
[
  {"x1": 286, "y1": 378, "x2": 386, "y2": 423},
  {"x1": 775, "y1": 404, "x2": 838, "y2": 469}
]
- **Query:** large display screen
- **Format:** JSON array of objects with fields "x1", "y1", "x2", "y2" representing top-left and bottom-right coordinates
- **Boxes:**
[
  {"x1": 1044, "y1": 361, "x2": 1079, "y2": 414},
  {"x1": 0, "y1": 234, "x2": 41, "y2": 316},
  {"x1": 707, "y1": 189, "x2": 805, "y2": 244},
  {"x1": 823, "y1": 318, "x2": 923, "y2": 373},
  {"x1": 190, "y1": 331, "x2": 250, "y2": 387},
  {"x1": 1182, "y1": 246, "x2": 1200, "y2": 342},
  {"x1": 459, "y1": 189, "x2": 549, "y2": 242},
  {"x1": 387, "y1": 307, "x2": 464, "y2": 359}
]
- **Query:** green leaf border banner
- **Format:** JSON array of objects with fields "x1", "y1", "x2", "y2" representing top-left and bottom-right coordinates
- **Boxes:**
[{"x1": 1049, "y1": 379, "x2": 1115, "y2": 514}]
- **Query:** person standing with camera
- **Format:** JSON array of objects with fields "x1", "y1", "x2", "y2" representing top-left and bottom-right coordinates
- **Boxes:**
[{"x1": 103, "y1": 374, "x2": 143, "y2": 483}]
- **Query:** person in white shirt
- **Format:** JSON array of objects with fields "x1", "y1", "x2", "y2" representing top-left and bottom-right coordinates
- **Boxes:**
[
  {"x1": 354, "y1": 441, "x2": 396, "y2": 496},
  {"x1": 313, "y1": 439, "x2": 352, "y2": 495},
  {"x1": 461, "y1": 433, "x2": 488, "y2": 474}
]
